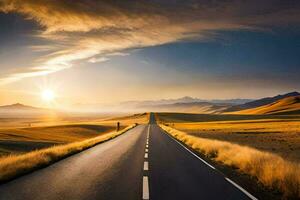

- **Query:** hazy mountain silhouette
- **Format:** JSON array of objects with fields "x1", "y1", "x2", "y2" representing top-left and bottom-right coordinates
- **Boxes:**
[
  {"x1": 0, "y1": 103, "x2": 41, "y2": 111},
  {"x1": 0, "y1": 103, "x2": 51, "y2": 116},
  {"x1": 120, "y1": 96, "x2": 252, "y2": 107}
]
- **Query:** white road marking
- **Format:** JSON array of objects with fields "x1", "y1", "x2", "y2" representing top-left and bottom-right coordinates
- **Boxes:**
[
  {"x1": 225, "y1": 178, "x2": 258, "y2": 200},
  {"x1": 144, "y1": 161, "x2": 149, "y2": 171},
  {"x1": 163, "y1": 130, "x2": 216, "y2": 170},
  {"x1": 143, "y1": 176, "x2": 149, "y2": 200},
  {"x1": 145, "y1": 153, "x2": 148, "y2": 158},
  {"x1": 146, "y1": 144, "x2": 149, "y2": 148},
  {"x1": 145, "y1": 149, "x2": 148, "y2": 153},
  {"x1": 147, "y1": 125, "x2": 150, "y2": 135}
]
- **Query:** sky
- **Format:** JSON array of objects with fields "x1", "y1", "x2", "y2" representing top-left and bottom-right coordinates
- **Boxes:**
[{"x1": 0, "y1": 0, "x2": 300, "y2": 108}]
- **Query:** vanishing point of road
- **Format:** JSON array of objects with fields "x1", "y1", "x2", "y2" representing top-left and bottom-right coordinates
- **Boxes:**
[{"x1": 0, "y1": 113, "x2": 257, "y2": 200}]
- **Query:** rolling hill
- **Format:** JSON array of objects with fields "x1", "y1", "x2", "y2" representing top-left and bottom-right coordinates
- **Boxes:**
[
  {"x1": 137, "y1": 102, "x2": 231, "y2": 114},
  {"x1": 228, "y1": 95, "x2": 300, "y2": 115},
  {"x1": 223, "y1": 91, "x2": 300, "y2": 113}
]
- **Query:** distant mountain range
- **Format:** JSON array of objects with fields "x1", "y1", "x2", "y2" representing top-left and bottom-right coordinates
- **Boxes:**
[
  {"x1": 120, "y1": 96, "x2": 252, "y2": 107},
  {"x1": 117, "y1": 96, "x2": 253, "y2": 114},
  {"x1": 1, "y1": 92, "x2": 300, "y2": 115},
  {"x1": 0, "y1": 103, "x2": 51, "y2": 116},
  {"x1": 0, "y1": 103, "x2": 40, "y2": 111},
  {"x1": 118, "y1": 92, "x2": 300, "y2": 115}
]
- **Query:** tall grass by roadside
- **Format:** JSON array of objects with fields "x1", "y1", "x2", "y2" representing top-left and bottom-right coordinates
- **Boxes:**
[
  {"x1": 159, "y1": 124, "x2": 300, "y2": 199},
  {"x1": 0, "y1": 124, "x2": 137, "y2": 183}
]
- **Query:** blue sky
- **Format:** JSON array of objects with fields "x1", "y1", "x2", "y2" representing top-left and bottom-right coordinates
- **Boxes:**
[{"x1": 0, "y1": 1, "x2": 300, "y2": 107}]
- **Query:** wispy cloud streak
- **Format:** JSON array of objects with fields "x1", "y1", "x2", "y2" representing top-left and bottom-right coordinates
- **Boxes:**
[{"x1": 0, "y1": 0, "x2": 300, "y2": 84}]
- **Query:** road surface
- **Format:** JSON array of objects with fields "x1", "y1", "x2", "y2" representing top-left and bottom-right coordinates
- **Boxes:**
[{"x1": 0, "y1": 114, "x2": 256, "y2": 200}]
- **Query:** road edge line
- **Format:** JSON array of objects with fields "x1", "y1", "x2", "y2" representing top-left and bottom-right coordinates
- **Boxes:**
[
  {"x1": 163, "y1": 129, "x2": 216, "y2": 170},
  {"x1": 225, "y1": 178, "x2": 258, "y2": 200}
]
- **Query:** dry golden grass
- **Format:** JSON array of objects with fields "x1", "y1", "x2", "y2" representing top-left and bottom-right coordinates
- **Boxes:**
[
  {"x1": 0, "y1": 113, "x2": 147, "y2": 155},
  {"x1": 166, "y1": 119, "x2": 300, "y2": 162},
  {"x1": 102, "y1": 113, "x2": 149, "y2": 125},
  {"x1": 0, "y1": 112, "x2": 131, "y2": 129},
  {"x1": 160, "y1": 124, "x2": 300, "y2": 198},
  {"x1": 156, "y1": 112, "x2": 300, "y2": 123},
  {"x1": 0, "y1": 124, "x2": 118, "y2": 156},
  {"x1": 0, "y1": 124, "x2": 136, "y2": 183},
  {"x1": 0, "y1": 124, "x2": 116, "y2": 143}
]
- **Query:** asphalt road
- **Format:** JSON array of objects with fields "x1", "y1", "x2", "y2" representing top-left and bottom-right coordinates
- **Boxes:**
[{"x1": 0, "y1": 114, "x2": 256, "y2": 200}]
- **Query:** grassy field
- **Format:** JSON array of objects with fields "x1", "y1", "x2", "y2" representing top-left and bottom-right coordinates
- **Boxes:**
[
  {"x1": 157, "y1": 112, "x2": 300, "y2": 123},
  {"x1": 157, "y1": 113, "x2": 300, "y2": 162},
  {"x1": 0, "y1": 124, "x2": 117, "y2": 156},
  {"x1": 0, "y1": 112, "x2": 148, "y2": 156},
  {"x1": 102, "y1": 113, "x2": 149, "y2": 125}
]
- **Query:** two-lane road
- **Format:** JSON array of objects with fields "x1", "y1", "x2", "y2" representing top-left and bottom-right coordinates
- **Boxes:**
[{"x1": 0, "y1": 114, "x2": 256, "y2": 200}]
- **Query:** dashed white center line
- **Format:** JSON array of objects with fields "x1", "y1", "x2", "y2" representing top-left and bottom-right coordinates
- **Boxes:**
[
  {"x1": 144, "y1": 161, "x2": 149, "y2": 171},
  {"x1": 142, "y1": 125, "x2": 151, "y2": 200},
  {"x1": 143, "y1": 176, "x2": 149, "y2": 200}
]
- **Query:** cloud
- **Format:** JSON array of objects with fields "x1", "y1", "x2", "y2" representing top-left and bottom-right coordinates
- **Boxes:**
[
  {"x1": 108, "y1": 52, "x2": 130, "y2": 57},
  {"x1": 1, "y1": 0, "x2": 300, "y2": 84},
  {"x1": 88, "y1": 57, "x2": 109, "y2": 63}
]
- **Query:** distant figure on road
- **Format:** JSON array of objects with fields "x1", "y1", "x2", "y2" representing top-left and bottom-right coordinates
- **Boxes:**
[{"x1": 117, "y1": 122, "x2": 120, "y2": 131}]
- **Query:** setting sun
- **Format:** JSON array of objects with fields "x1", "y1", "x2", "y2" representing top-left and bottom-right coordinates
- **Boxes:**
[{"x1": 42, "y1": 90, "x2": 55, "y2": 102}]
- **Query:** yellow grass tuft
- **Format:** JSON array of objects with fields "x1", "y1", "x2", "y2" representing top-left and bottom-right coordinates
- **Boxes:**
[
  {"x1": 167, "y1": 119, "x2": 300, "y2": 162},
  {"x1": 160, "y1": 124, "x2": 300, "y2": 198},
  {"x1": 0, "y1": 124, "x2": 136, "y2": 183}
]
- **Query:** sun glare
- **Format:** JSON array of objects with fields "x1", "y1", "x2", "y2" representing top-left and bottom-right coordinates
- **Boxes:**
[{"x1": 42, "y1": 90, "x2": 55, "y2": 102}]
